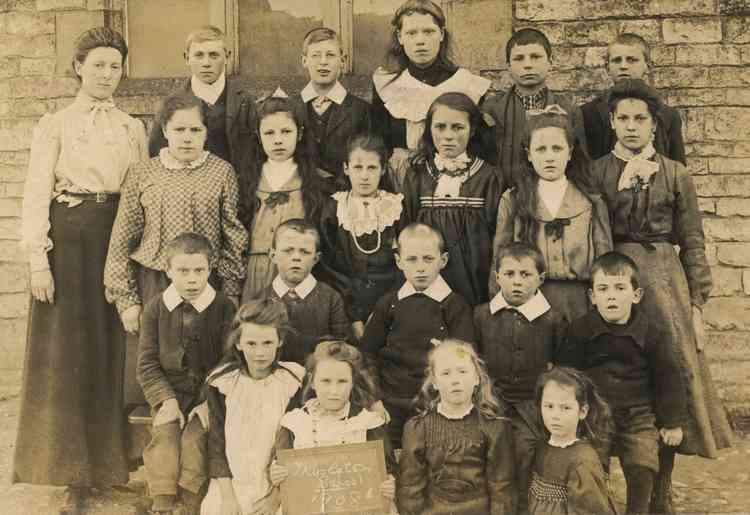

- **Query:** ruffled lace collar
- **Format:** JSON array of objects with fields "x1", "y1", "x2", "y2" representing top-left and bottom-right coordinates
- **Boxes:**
[
  {"x1": 332, "y1": 190, "x2": 403, "y2": 237},
  {"x1": 548, "y1": 437, "x2": 579, "y2": 448},
  {"x1": 159, "y1": 147, "x2": 210, "y2": 170}
]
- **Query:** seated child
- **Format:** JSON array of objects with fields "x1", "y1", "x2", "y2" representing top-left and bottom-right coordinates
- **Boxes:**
[
  {"x1": 270, "y1": 340, "x2": 397, "y2": 512},
  {"x1": 557, "y1": 252, "x2": 687, "y2": 515},
  {"x1": 530, "y1": 367, "x2": 615, "y2": 515},
  {"x1": 137, "y1": 232, "x2": 237, "y2": 514},
  {"x1": 296, "y1": 27, "x2": 371, "y2": 188},
  {"x1": 361, "y1": 222, "x2": 475, "y2": 448},
  {"x1": 474, "y1": 242, "x2": 564, "y2": 513},
  {"x1": 397, "y1": 339, "x2": 516, "y2": 515},
  {"x1": 482, "y1": 27, "x2": 576, "y2": 188},
  {"x1": 201, "y1": 298, "x2": 304, "y2": 515},
  {"x1": 266, "y1": 218, "x2": 350, "y2": 364},
  {"x1": 319, "y1": 133, "x2": 403, "y2": 340}
]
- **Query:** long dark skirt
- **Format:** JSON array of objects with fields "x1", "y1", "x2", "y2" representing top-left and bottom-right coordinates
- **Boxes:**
[
  {"x1": 616, "y1": 242, "x2": 733, "y2": 458},
  {"x1": 13, "y1": 200, "x2": 128, "y2": 487}
]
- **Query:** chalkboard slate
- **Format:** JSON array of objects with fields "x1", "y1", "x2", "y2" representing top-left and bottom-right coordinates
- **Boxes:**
[{"x1": 277, "y1": 440, "x2": 388, "y2": 515}]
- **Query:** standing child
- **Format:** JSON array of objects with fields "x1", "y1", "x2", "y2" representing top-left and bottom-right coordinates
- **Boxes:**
[
  {"x1": 557, "y1": 252, "x2": 688, "y2": 515},
  {"x1": 137, "y1": 233, "x2": 236, "y2": 514},
  {"x1": 319, "y1": 134, "x2": 403, "y2": 340},
  {"x1": 397, "y1": 340, "x2": 516, "y2": 515},
  {"x1": 201, "y1": 299, "x2": 304, "y2": 515},
  {"x1": 360, "y1": 223, "x2": 474, "y2": 448},
  {"x1": 402, "y1": 92, "x2": 503, "y2": 306},
  {"x1": 483, "y1": 28, "x2": 576, "y2": 189},
  {"x1": 530, "y1": 367, "x2": 615, "y2": 515},
  {"x1": 590, "y1": 80, "x2": 732, "y2": 513},
  {"x1": 237, "y1": 96, "x2": 328, "y2": 302},
  {"x1": 577, "y1": 33, "x2": 685, "y2": 164},
  {"x1": 490, "y1": 107, "x2": 612, "y2": 324},
  {"x1": 269, "y1": 341, "x2": 397, "y2": 512},
  {"x1": 475, "y1": 242, "x2": 564, "y2": 514},
  {"x1": 266, "y1": 219, "x2": 349, "y2": 364},
  {"x1": 296, "y1": 27, "x2": 371, "y2": 188}
]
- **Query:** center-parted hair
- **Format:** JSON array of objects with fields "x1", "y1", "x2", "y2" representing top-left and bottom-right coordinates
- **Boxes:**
[
  {"x1": 386, "y1": 0, "x2": 456, "y2": 74},
  {"x1": 156, "y1": 92, "x2": 207, "y2": 130},
  {"x1": 396, "y1": 222, "x2": 446, "y2": 254},
  {"x1": 164, "y1": 232, "x2": 214, "y2": 267},
  {"x1": 272, "y1": 218, "x2": 321, "y2": 252},
  {"x1": 505, "y1": 27, "x2": 552, "y2": 63},
  {"x1": 72, "y1": 27, "x2": 128, "y2": 81},
  {"x1": 590, "y1": 251, "x2": 641, "y2": 290},
  {"x1": 301, "y1": 340, "x2": 379, "y2": 410},
  {"x1": 494, "y1": 242, "x2": 546, "y2": 275}
]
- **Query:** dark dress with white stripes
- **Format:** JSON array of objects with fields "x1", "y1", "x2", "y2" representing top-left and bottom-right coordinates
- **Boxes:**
[{"x1": 402, "y1": 157, "x2": 503, "y2": 306}]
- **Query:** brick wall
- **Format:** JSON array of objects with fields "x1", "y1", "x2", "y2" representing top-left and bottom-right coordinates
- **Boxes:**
[{"x1": 0, "y1": 0, "x2": 749, "y2": 426}]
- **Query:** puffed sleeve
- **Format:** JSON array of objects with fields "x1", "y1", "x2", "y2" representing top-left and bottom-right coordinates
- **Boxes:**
[
  {"x1": 489, "y1": 190, "x2": 517, "y2": 297},
  {"x1": 567, "y1": 456, "x2": 615, "y2": 515},
  {"x1": 396, "y1": 416, "x2": 428, "y2": 515},
  {"x1": 104, "y1": 162, "x2": 146, "y2": 314},
  {"x1": 486, "y1": 419, "x2": 517, "y2": 515},
  {"x1": 217, "y1": 165, "x2": 249, "y2": 297},
  {"x1": 673, "y1": 163, "x2": 712, "y2": 307},
  {"x1": 21, "y1": 114, "x2": 60, "y2": 272}
]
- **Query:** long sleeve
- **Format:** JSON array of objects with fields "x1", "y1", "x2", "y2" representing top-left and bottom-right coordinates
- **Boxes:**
[
  {"x1": 217, "y1": 166, "x2": 249, "y2": 296},
  {"x1": 207, "y1": 383, "x2": 232, "y2": 479},
  {"x1": 136, "y1": 298, "x2": 176, "y2": 408},
  {"x1": 370, "y1": 83, "x2": 391, "y2": 152},
  {"x1": 484, "y1": 165, "x2": 504, "y2": 242},
  {"x1": 400, "y1": 165, "x2": 421, "y2": 228},
  {"x1": 489, "y1": 191, "x2": 517, "y2": 297},
  {"x1": 486, "y1": 419, "x2": 517, "y2": 515},
  {"x1": 360, "y1": 293, "x2": 391, "y2": 356},
  {"x1": 21, "y1": 114, "x2": 60, "y2": 272},
  {"x1": 666, "y1": 108, "x2": 686, "y2": 166},
  {"x1": 588, "y1": 192, "x2": 614, "y2": 258},
  {"x1": 567, "y1": 459, "x2": 615, "y2": 515},
  {"x1": 104, "y1": 163, "x2": 146, "y2": 313},
  {"x1": 396, "y1": 417, "x2": 428, "y2": 515},
  {"x1": 673, "y1": 165, "x2": 712, "y2": 307},
  {"x1": 147, "y1": 119, "x2": 167, "y2": 158},
  {"x1": 327, "y1": 288, "x2": 351, "y2": 340}
]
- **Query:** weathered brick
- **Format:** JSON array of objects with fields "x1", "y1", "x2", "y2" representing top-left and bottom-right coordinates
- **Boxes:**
[
  {"x1": 0, "y1": 150, "x2": 29, "y2": 167},
  {"x1": 553, "y1": 47, "x2": 587, "y2": 70},
  {"x1": 0, "y1": 318, "x2": 25, "y2": 355},
  {"x1": 0, "y1": 240, "x2": 25, "y2": 262},
  {"x1": 579, "y1": 0, "x2": 643, "y2": 19},
  {"x1": 114, "y1": 95, "x2": 160, "y2": 116},
  {"x1": 36, "y1": 0, "x2": 85, "y2": 9},
  {"x1": 717, "y1": 243, "x2": 750, "y2": 266},
  {"x1": 0, "y1": 101, "x2": 9, "y2": 118},
  {"x1": 709, "y1": 158, "x2": 750, "y2": 174},
  {"x1": 516, "y1": 0, "x2": 580, "y2": 20},
  {"x1": 0, "y1": 0, "x2": 36, "y2": 10},
  {"x1": 10, "y1": 76, "x2": 79, "y2": 99},
  {"x1": 0, "y1": 164, "x2": 25, "y2": 182},
  {"x1": 0, "y1": 217, "x2": 21, "y2": 239},
  {"x1": 19, "y1": 58, "x2": 55, "y2": 76},
  {"x1": 687, "y1": 157, "x2": 709, "y2": 175},
  {"x1": 0, "y1": 57, "x2": 19, "y2": 79},
  {"x1": 0, "y1": 119, "x2": 36, "y2": 152},
  {"x1": 666, "y1": 89, "x2": 726, "y2": 107},
  {"x1": 4, "y1": 11, "x2": 54, "y2": 36},
  {"x1": 0, "y1": 292, "x2": 27, "y2": 318},
  {"x1": 698, "y1": 66, "x2": 750, "y2": 88},
  {"x1": 725, "y1": 16, "x2": 750, "y2": 44},
  {"x1": 87, "y1": 0, "x2": 123, "y2": 9},
  {"x1": 696, "y1": 176, "x2": 750, "y2": 197},
  {"x1": 687, "y1": 142, "x2": 748, "y2": 157},
  {"x1": 698, "y1": 198, "x2": 716, "y2": 214},
  {"x1": 0, "y1": 198, "x2": 21, "y2": 217},
  {"x1": 619, "y1": 19, "x2": 662, "y2": 43},
  {"x1": 684, "y1": 108, "x2": 705, "y2": 142},
  {"x1": 706, "y1": 331, "x2": 750, "y2": 360},
  {"x1": 0, "y1": 262, "x2": 26, "y2": 292},
  {"x1": 10, "y1": 98, "x2": 55, "y2": 117},
  {"x1": 0, "y1": 33, "x2": 54, "y2": 58},
  {"x1": 703, "y1": 297, "x2": 750, "y2": 330},
  {"x1": 583, "y1": 47, "x2": 607, "y2": 68},
  {"x1": 565, "y1": 21, "x2": 619, "y2": 46},
  {"x1": 0, "y1": 79, "x2": 9, "y2": 100},
  {"x1": 704, "y1": 216, "x2": 750, "y2": 241},
  {"x1": 710, "y1": 267, "x2": 744, "y2": 297},
  {"x1": 663, "y1": 18, "x2": 722, "y2": 45},
  {"x1": 705, "y1": 107, "x2": 750, "y2": 140},
  {"x1": 674, "y1": 44, "x2": 742, "y2": 66},
  {"x1": 650, "y1": 45, "x2": 676, "y2": 66},
  {"x1": 717, "y1": 199, "x2": 750, "y2": 217},
  {"x1": 721, "y1": 0, "x2": 750, "y2": 15},
  {"x1": 744, "y1": 270, "x2": 750, "y2": 295},
  {"x1": 645, "y1": 0, "x2": 716, "y2": 16},
  {"x1": 741, "y1": 45, "x2": 750, "y2": 64},
  {"x1": 549, "y1": 68, "x2": 609, "y2": 92},
  {"x1": 516, "y1": 23, "x2": 566, "y2": 45},
  {"x1": 652, "y1": 66, "x2": 711, "y2": 89},
  {"x1": 705, "y1": 243, "x2": 718, "y2": 265},
  {"x1": 2, "y1": 182, "x2": 23, "y2": 198}
]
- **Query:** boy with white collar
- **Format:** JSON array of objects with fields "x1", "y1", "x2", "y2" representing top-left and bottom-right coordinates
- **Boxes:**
[
  {"x1": 148, "y1": 25, "x2": 252, "y2": 165},
  {"x1": 266, "y1": 219, "x2": 350, "y2": 365},
  {"x1": 474, "y1": 242, "x2": 564, "y2": 514},
  {"x1": 296, "y1": 27, "x2": 371, "y2": 187},
  {"x1": 138, "y1": 233, "x2": 236, "y2": 514},
  {"x1": 361, "y1": 223, "x2": 475, "y2": 448}
]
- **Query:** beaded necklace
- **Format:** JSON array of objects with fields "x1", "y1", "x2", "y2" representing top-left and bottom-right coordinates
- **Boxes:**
[{"x1": 347, "y1": 191, "x2": 383, "y2": 255}]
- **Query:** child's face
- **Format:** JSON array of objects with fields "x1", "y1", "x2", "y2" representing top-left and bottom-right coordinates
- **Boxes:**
[
  {"x1": 260, "y1": 112, "x2": 299, "y2": 162},
  {"x1": 509, "y1": 43, "x2": 550, "y2": 94},
  {"x1": 185, "y1": 39, "x2": 227, "y2": 85},
  {"x1": 344, "y1": 148, "x2": 383, "y2": 198},
  {"x1": 163, "y1": 106, "x2": 207, "y2": 163},
  {"x1": 301, "y1": 39, "x2": 343, "y2": 87},
  {"x1": 166, "y1": 252, "x2": 211, "y2": 302},
  {"x1": 496, "y1": 256, "x2": 543, "y2": 306},
  {"x1": 610, "y1": 99, "x2": 655, "y2": 152},
  {"x1": 74, "y1": 46, "x2": 123, "y2": 100},
  {"x1": 588, "y1": 270, "x2": 643, "y2": 325},
  {"x1": 432, "y1": 346, "x2": 479, "y2": 411},
  {"x1": 528, "y1": 126, "x2": 571, "y2": 182},
  {"x1": 395, "y1": 234, "x2": 448, "y2": 292},
  {"x1": 313, "y1": 358, "x2": 354, "y2": 414},
  {"x1": 430, "y1": 105, "x2": 472, "y2": 159},
  {"x1": 236, "y1": 322, "x2": 281, "y2": 379},
  {"x1": 541, "y1": 380, "x2": 588, "y2": 443},
  {"x1": 607, "y1": 43, "x2": 648, "y2": 82},
  {"x1": 397, "y1": 12, "x2": 444, "y2": 68},
  {"x1": 270, "y1": 228, "x2": 320, "y2": 287}
]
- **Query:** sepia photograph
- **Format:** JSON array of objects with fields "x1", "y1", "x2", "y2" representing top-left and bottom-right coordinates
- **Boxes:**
[{"x1": 0, "y1": 0, "x2": 748, "y2": 513}]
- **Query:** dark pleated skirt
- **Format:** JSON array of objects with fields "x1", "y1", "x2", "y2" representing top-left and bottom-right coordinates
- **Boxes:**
[{"x1": 13, "y1": 200, "x2": 129, "y2": 487}]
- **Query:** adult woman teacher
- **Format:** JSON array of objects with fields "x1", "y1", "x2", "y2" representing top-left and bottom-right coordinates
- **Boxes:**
[
  {"x1": 14, "y1": 27, "x2": 147, "y2": 512},
  {"x1": 371, "y1": 0, "x2": 493, "y2": 192}
]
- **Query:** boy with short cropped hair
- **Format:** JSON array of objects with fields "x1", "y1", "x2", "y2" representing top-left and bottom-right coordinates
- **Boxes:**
[
  {"x1": 296, "y1": 27, "x2": 371, "y2": 187},
  {"x1": 138, "y1": 232, "x2": 236, "y2": 514},
  {"x1": 557, "y1": 252, "x2": 687, "y2": 515},
  {"x1": 577, "y1": 32, "x2": 686, "y2": 164},
  {"x1": 266, "y1": 218, "x2": 350, "y2": 364},
  {"x1": 361, "y1": 222, "x2": 475, "y2": 447},
  {"x1": 483, "y1": 27, "x2": 575, "y2": 188},
  {"x1": 475, "y1": 242, "x2": 564, "y2": 513}
]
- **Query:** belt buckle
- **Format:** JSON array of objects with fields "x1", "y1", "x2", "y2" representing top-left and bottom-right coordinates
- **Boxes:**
[{"x1": 95, "y1": 192, "x2": 107, "y2": 203}]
